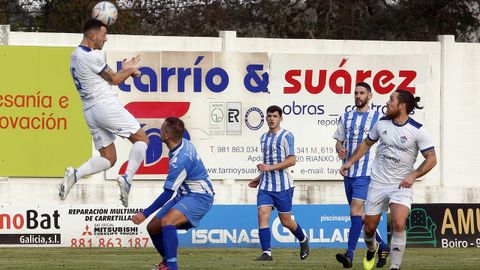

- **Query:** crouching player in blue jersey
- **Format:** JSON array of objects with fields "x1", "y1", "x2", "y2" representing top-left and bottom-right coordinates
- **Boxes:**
[
  {"x1": 248, "y1": 105, "x2": 309, "y2": 261},
  {"x1": 132, "y1": 117, "x2": 214, "y2": 270}
]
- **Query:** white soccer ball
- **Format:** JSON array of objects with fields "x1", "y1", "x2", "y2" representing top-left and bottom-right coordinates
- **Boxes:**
[{"x1": 92, "y1": 1, "x2": 118, "y2": 26}]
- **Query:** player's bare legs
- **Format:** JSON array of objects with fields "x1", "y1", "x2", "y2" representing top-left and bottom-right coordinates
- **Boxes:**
[
  {"x1": 389, "y1": 203, "x2": 410, "y2": 270},
  {"x1": 256, "y1": 206, "x2": 274, "y2": 260},
  {"x1": 98, "y1": 143, "x2": 117, "y2": 166},
  {"x1": 279, "y1": 212, "x2": 309, "y2": 260},
  {"x1": 128, "y1": 128, "x2": 148, "y2": 143},
  {"x1": 350, "y1": 199, "x2": 364, "y2": 216},
  {"x1": 117, "y1": 128, "x2": 149, "y2": 207},
  {"x1": 258, "y1": 206, "x2": 273, "y2": 228}
]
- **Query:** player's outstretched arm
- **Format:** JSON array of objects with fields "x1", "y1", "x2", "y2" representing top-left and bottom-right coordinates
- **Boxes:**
[
  {"x1": 340, "y1": 138, "x2": 375, "y2": 176},
  {"x1": 100, "y1": 65, "x2": 140, "y2": 85},
  {"x1": 132, "y1": 189, "x2": 175, "y2": 225},
  {"x1": 399, "y1": 149, "x2": 437, "y2": 188},
  {"x1": 99, "y1": 56, "x2": 141, "y2": 85}
]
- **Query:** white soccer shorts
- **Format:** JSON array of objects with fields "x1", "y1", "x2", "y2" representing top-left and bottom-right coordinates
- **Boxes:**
[
  {"x1": 364, "y1": 185, "x2": 413, "y2": 215},
  {"x1": 84, "y1": 99, "x2": 141, "y2": 150}
]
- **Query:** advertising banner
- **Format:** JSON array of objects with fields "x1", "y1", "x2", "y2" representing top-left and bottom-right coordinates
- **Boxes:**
[
  {"x1": 0, "y1": 205, "x2": 150, "y2": 248},
  {"x1": 0, "y1": 204, "x2": 387, "y2": 248},
  {"x1": 407, "y1": 204, "x2": 480, "y2": 248},
  {"x1": 105, "y1": 51, "x2": 429, "y2": 180},
  {"x1": 268, "y1": 54, "x2": 428, "y2": 179},
  {"x1": 0, "y1": 46, "x2": 91, "y2": 177},
  {"x1": 106, "y1": 51, "x2": 270, "y2": 180},
  {"x1": 183, "y1": 204, "x2": 387, "y2": 248}
]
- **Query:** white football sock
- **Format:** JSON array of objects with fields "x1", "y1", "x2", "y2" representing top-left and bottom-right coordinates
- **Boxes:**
[
  {"x1": 390, "y1": 231, "x2": 406, "y2": 268},
  {"x1": 76, "y1": 156, "x2": 112, "y2": 180},
  {"x1": 124, "y1": 141, "x2": 148, "y2": 183}
]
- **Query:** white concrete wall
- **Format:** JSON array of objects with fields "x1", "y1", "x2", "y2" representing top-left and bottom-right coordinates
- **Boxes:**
[
  {"x1": 441, "y1": 38, "x2": 480, "y2": 188},
  {"x1": 1, "y1": 29, "x2": 478, "y2": 207},
  {"x1": 8, "y1": 31, "x2": 223, "y2": 51}
]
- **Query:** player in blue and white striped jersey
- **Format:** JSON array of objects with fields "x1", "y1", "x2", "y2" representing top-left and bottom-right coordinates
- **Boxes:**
[
  {"x1": 333, "y1": 82, "x2": 389, "y2": 268},
  {"x1": 132, "y1": 117, "x2": 214, "y2": 270},
  {"x1": 341, "y1": 90, "x2": 437, "y2": 270},
  {"x1": 249, "y1": 105, "x2": 309, "y2": 261}
]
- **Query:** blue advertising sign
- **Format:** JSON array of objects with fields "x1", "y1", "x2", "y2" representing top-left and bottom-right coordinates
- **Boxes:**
[{"x1": 177, "y1": 204, "x2": 387, "y2": 248}]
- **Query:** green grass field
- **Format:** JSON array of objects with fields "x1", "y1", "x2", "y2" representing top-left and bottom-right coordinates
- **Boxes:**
[{"x1": 0, "y1": 247, "x2": 478, "y2": 269}]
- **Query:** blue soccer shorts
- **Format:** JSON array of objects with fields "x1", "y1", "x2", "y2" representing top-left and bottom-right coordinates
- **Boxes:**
[
  {"x1": 155, "y1": 193, "x2": 213, "y2": 230},
  {"x1": 344, "y1": 176, "x2": 371, "y2": 204},
  {"x1": 257, "y1": 188, "x2": 294, "y2": 213}
]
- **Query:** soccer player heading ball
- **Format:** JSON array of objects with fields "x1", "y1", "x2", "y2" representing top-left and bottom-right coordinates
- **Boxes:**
[{"x1": 60, "y1": 19, "x2": 148, "y2": 207}]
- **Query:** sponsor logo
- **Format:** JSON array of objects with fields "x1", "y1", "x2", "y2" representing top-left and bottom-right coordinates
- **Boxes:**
[
  {"x1": 93, "y1": 223, "x2": 139, "y2": 236},
  {"x1": 226, "y1": 102, "x2": 241, "y2": 135},
  {"x1": 209, "y1": 103, "x2": 226, "y2": 135},
  {"x1": 190, "y1": 216, "x2": 353, "y2": 244},
  {"x1": 382, "y1": 154, "x2": 400, "y2": 163},
  {"x1": 245, "y1": 107, "x2": 264, "y2": 130},
  {"x1": 211, "y1": 108, "x2": 224, "y2": 123},
  {"x1": 0, "y1": 234, "x2": 61, "y2": 245},
  {"x1": 82, "y1": 225, "x2": 93, "y2": 236},
  {"x1": 0, "y1": 210, "x2": 61, "y2": 245},
  {"x1": 0, "y1": 210, "x2": 60, "y2": 230}
]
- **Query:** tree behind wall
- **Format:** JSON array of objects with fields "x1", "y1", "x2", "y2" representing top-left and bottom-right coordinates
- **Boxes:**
[{"x1": 0, "y1": 0, "x2": 478, "y2": 42}]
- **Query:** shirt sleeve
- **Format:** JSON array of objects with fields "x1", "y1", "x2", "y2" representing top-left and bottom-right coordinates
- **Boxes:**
[
  {"x1": 417, "y1": 126, "x2": 434, "y2": 153},
  {"x1": 163, "y1": 155, "x2": 187, "y2": 192},
  {"x1": 332, "y1": 114, "x2": 345, "y2": 141},
  {"x1": 86, "y1": 51, "x2": 108, "y2": 74},
  {"x1": 367, "y1": 121, "x2": 380, "y2": 141},
  {"x1": 283, "y1": 132, "x2": 295, "y2": 156},
  {"x1": 142, "y1": 189, "x2": 174, "y2": 218}
]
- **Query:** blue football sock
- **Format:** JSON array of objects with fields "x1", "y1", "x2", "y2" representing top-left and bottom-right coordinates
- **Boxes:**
[
  {"x1": 376, "y1": 231, "x2": 389, "y2": 251},
  {"x1": 149, "y1": 231, "x2": 165, "y2": 259},
  {"x1": 162, "y1": 225, "x2": 178, "y2": 270},
  {"x1": 258, "y1": 227, "x2": 271, "y2": 252},
  {"x1": 347, "y1": 215, "x2": 363, "y2": 258},
  {"x1": 290, "y1": 222, "x2": 306, "y2": 242}
]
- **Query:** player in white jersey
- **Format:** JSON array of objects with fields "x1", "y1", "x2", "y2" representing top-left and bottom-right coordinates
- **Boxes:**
[
  {"x1": 340, "y1": 89, "x2": 437, "y2": 270},
  {"x1": 248, "y1": 105, "x2": 309, "y2": 261},
  {"x1": 59, "y1": 19, "x2": 149, "y2": 207},
  {"x1": 333, "y1": 82, "x2": 389, "y2": 268}
]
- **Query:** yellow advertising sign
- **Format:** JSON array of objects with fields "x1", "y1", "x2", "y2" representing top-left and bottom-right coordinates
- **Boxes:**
[{"x1": 0, "y1": 46, "x2": 91, "y2": 177}]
